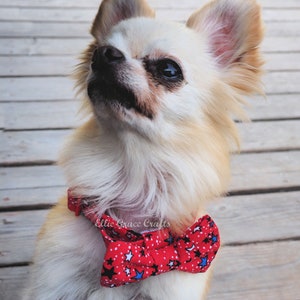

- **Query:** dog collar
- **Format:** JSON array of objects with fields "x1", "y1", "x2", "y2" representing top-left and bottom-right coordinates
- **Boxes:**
[{"x1": 68, "y1": 189, "x2": 220, "y2": 288}]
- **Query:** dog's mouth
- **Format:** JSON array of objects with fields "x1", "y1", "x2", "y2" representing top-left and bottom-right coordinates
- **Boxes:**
[{"x1": 87, "y1": 79, "x2": 153, "y2": 119}]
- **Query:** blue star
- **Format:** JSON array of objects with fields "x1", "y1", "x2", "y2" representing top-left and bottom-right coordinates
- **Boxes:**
[
  {"x1": 199, "y1": 256, "x2": 208, "y2": 268},
  {"x1": 132, "y1": 269, "x2": 144, "y2": 280},
  {"x1": 211, "y1": 234, "x2": 218, "y2": 244}
]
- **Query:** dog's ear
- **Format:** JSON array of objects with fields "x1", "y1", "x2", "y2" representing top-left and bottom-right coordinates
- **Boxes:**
[
  {"x1": 91, "y1": 0, "x2": 155, "y2": 39},
  {"x1": 187, "y1": 0, "x2": 264, "y2": 94}
]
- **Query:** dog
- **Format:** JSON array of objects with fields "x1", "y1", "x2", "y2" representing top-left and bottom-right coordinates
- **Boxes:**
[{"x1": 24, "y1": 0, "x2": 264, "y2": 299}]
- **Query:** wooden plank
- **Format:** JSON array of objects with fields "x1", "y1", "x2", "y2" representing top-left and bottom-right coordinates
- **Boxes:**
[
  {"x1": 264, "y1": 71, "x2": 300, "y2": 95},
  {"x1": 0, "y1": 77, "x2": 74, "y2": 101},
  {"x1": 1, "y1": 0, "x2": 300, "y2": 9},
  {"x1": 1, "y1": 52, "x2": 298, "y2": 77},
  {"x1": 1, "y1": 120, "x2": 299, "y2": 165},
  {"x1": 0, "y1": 186, "x2": 64, "y2": 209},
  {"x1": 247, "y1": 94, "x2": 300, "y2": 120},
  {"x1": 237, "y1": 120, "x2": 300, "y2": 152},
  {"x1": 0, "y1": 21, "x2": 90, "y2": 38},
  {"x1": 0, "y1": 38, "x2": 90, "y2": 56},
  {"x1": 1, "y1": 191, "x2": 299, "y2": 265},
  {"x1": 2, "y1": 101, "x2": 83, "y2": 130},
  {"x1": 0, "y1": 210, "x2": 49, "y2": 265},
  {"x1": 1, "y1": 240, "x2": 299, "y2": 299},
  {"x1": 0, "y1": 130, "x2": 72, "y2": 165},
  {"x1": 207, "y1": 240, "x2": 300, "y2": 300},
  {"x1": 263, "y1": 8, "x2": 300, "y2": 22},
  {"x1": 0, "y1": 267, "x2": 30, "y2": 300},
  {"x1": 0, "y1": 36, "x2": 298, "y2": 56},
  {"x1": 1, "y1": 188, "x2": 299, "y2": 242},
  {"x1": 0, "y1": 0, "x2": 101, "y2": 8},
  {"x1": 265, "y1": 53, "x2": 300, "y2": 71},
  {"x1": 208, "y1": 191, "x2": 300, "y2": 244},
  {"x1": 1, "y1": 151, "x2": 300, "y2": 191},
  {"x1": 1, "y1": 6, "x2": 300, "y2": 23},
  {"x1": 262, "y1": 37, "x2": 300, "y2": 53},
  {"x1": 1, "y1": 20, "x2": 298, "y2": 38},
  {"x1": 265, "y1": 21, "x2": 300, "y2": 37},
  {"x1": 0, "y1": 7, "x2": 96, "y2": 22},
  {"x1": 0, "y1": 72, "x2": 298, "y2": 102},
  {"x1": 0, "y1": 105, "x2": 4, "y2": 129},
  {"x1": 1, "y1": 94, "x2": 299, "y2": 131},
  {"x1": 0, "y1": 56, "x2": 77, "y2": 76},
  {"x1": 0, "y1": 166, "x2": 65, "y2": 190},
  {"x1": 230, "y1": 151, "x2": 300, "y2": 193}
]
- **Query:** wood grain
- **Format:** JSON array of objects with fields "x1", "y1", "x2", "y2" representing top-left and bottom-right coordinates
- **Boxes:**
[
  {"x1": 1, "y1": 52, "x2": 298, "y2": 78},
  {"x1": 1, "y1": 94, "x2": 299, "y2": 131},
  {"x1": 1, "y1": 0, "x2": 300, "y2": 298},
  {"x1": 0, "y1": 240, "x2": 299, "y2": 300},
  {"x1": 1, "y1": 0, "x2": 300, "y2": 9},
  {"x1": 1, "y1": 121, "x2": 300, "y2": 165},
  {"x1": 1, "y1": 151, "x2": 300, "y2": 192},
  {"x1": 1, "y1": 7, "x2": 300, "y2": 22},
  {"x1": 1, "y1": 72, "x2": 298, "y2": 102}
]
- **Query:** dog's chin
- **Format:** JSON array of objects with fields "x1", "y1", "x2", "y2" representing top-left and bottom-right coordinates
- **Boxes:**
[{"x1": 87, "y1": 80, "x2": 153, "y2": 123}]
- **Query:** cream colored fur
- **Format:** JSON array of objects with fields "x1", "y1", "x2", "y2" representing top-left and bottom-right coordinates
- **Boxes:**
[{"x1": 24, "y1": 0, "x2": 264, "y2": 299}]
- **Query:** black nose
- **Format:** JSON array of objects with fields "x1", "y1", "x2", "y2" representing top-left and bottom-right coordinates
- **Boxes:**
[{"x1": 92, "y1": 46, "x2": 125, "y2": 71}]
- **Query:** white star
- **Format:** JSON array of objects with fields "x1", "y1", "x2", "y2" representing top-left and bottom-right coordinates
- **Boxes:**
[
  {"x1": 125, "y1": 267, "x2": 131, "y2": 276},
  {"x1": 125, "y1": 250, "x2": 133, "y2": 262},
  {"x1": 193, "y1": 226, "x2": 201, "y2": 233},
  {"x1": 186, "y1": 244, "x2": 195, "y2": 252},
  {"x1": 168, "y1": 260, "x2": 175, "y2": 268}
]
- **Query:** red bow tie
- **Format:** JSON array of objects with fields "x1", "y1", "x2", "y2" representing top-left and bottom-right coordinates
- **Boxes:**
[{"x1": 68, "y1": 190, "x2": 220, "y2": 288}]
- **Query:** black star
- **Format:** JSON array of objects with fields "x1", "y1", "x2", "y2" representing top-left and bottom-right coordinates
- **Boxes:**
[
  {"x1": 164, "y1": 234, "x2": 174, "y2": 245},
  {"x1": 106, "y1": 258, "x2": 114, "y2": 265},
  {"x1": 101, "y1": 266, "x2": 117, "y2": 280},
  {"x1": 194, "y1": 250, "x2": 201, "y2": 258},
  {"x1": 145, "y1": 233, "x2": 152, "y2": 240},
  {"x1": 209, "y1": 221, "x2": 215, "y2": 228},
  {"x1": 151, "y1": 264, "x2": 159, "y2": 276},
  {"x1": 140, "y1": 249, "x2": 145, "y2": 257},
  {"x1": 203, "y1": 237, "x2": 210, "y2": 244},
  {"x1": 182, "y1": 236, "x2": 190, "y2": 243}
]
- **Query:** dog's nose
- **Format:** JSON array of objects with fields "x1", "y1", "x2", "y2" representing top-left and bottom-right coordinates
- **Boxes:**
[{"x1": 92, "y1": 46, "x2": 125, "y2": 71}]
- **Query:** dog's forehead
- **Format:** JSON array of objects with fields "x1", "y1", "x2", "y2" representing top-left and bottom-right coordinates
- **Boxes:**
[{"x1": 107, "y1": 17, "x2": 197, "y2": 58}]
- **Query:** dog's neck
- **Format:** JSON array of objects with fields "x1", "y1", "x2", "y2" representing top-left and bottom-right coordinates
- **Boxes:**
[{"x1": 60, "y1": 118, "x2": 228, "y2": 232}]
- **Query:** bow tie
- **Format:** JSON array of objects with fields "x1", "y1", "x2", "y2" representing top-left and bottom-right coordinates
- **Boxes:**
[{"x1": 68, "y1": 190, "x2": 220, "y2": 288}]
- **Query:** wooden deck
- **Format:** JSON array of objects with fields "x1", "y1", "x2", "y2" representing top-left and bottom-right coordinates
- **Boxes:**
[{"x1": 1, "y1": 0, "x2": 300, "y2": 299}]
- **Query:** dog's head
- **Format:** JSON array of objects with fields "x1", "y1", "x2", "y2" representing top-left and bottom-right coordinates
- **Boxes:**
[
  {"x1": 71, "y1": 0, "x2": 264, "y2": 229},
  {"x1": 76, "y1": 0, "x2": 263, "y2": 143}
]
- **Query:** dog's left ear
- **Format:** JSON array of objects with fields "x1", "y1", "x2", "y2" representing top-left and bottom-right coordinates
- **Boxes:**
[
  {"x1": 91, "y1": 0, "x2": 155, "y2": 39},
  {"x1": 187, "y1": 0, "x2": 264, "y2": 94}
]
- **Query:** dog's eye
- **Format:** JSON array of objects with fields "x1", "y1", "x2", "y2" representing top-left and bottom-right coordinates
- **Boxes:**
[
  {"x1": 145, "y1": 58, "x2": 184, "y2": 88},
  {"x1": 157, "y1": 59, "x2": 183, "y2": 80}
]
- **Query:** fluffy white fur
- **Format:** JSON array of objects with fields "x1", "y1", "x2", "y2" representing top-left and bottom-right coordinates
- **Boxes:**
[{"x1": 24, "y1": 0, "x2": 264, "y2": 299}]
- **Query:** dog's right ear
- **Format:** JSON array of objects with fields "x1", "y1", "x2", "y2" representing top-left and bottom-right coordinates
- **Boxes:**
[{"x1": 91, "y1": 0, "x2": 155, "y2": 39}]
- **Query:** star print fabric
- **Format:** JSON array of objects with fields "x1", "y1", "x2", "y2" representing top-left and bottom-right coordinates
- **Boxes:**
[{"x1": 94, "y1": 214, "x2": 220, "y2": 287}]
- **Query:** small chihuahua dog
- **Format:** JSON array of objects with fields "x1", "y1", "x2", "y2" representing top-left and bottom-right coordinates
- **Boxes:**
[{"x1": 25, "y1": 0, "x2": 263, "y2": 299}]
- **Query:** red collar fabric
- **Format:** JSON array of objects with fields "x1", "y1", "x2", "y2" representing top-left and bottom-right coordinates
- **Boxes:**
[{"x1": 68, "y1": 189, "x2": 220, "y2": 288}]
